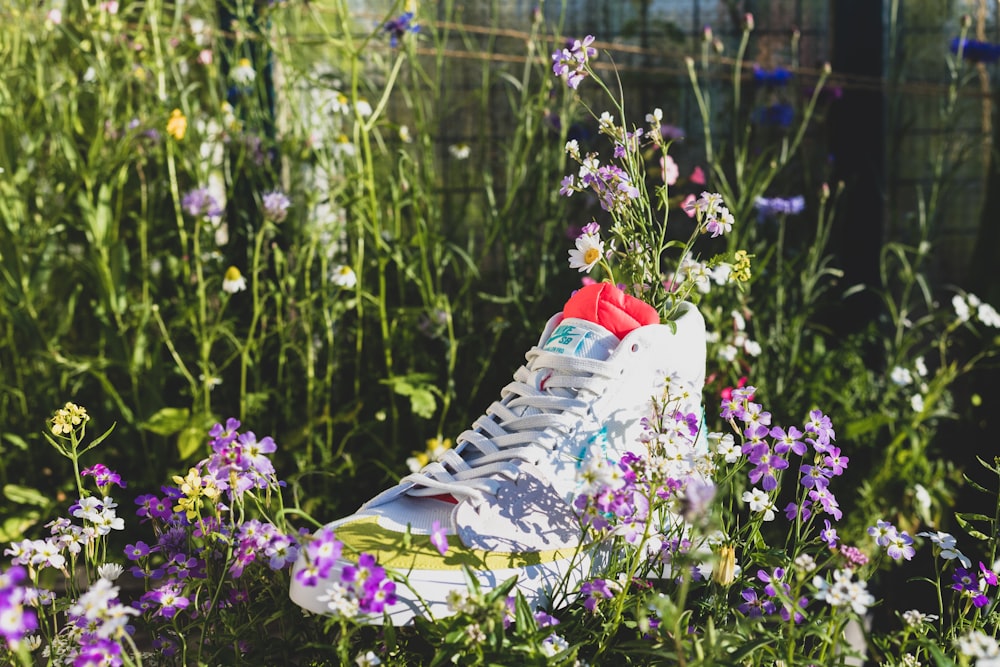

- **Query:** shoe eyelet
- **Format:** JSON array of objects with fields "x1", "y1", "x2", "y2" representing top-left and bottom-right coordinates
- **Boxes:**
[{"x1": 630, "y1": 343, "x2": 640, "y2": 353}]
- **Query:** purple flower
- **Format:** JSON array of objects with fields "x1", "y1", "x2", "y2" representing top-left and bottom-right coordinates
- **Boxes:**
[
  {"x1": 804, "y1": 410, "x2": 836, "y2": 447},
  {"x1": 754, "y1": 195, "x2": 805, "y2": 220},
  {"x1": 580, "y1": 578, "x2": 612, "y2": 613},
  {"x1": 181, "y1": 187, "x2": 224, "y2": 219},
  {"x1": 737, "y1": 588, "x2": 776, "y2": 617},
  {"x1": 551, "y1": 35, "x2": 597, "y2": 89},
  {"x1": 124, "y1": 541, "x2": 153, "y2": 562},
  {"x1": 771, "y1": 426, "x2": 806, "y2": 456},
  {"x1": 305, "y1": 527, "x2": 343, "y2": 578},
  {"x1": 74, "y1": 638, "x2": 123, "y2": 667},
  {"x1": 823, "y1": 447, "x2": 849, "y2": 475},
  {"x1": 430, "y1": 520, "x2": 449, "y2": 556},
  {"x1": 146, "y1": 582, "x2": 190, "y2": 619},
  {"x1": 261, "y1": 190, "x2": 291, "y2": 223},
  {"x1": 383, "y1": 12, "x2": 419, "y2": 47},
  {"x1": 821, "y1": 520, "x2": 839, "y2": 548},
  {"x1": 885, "y1": 530, "x2": 916, "y2": 562},
  {"x1": 0, "y1": 566, "x2": 37, "y2": 645},
  {"x1": 81, "y1": 463, "x2": 126, "y2": 489},
  {"x1": 799, "y1": 463, "x2": 831, "y2": 490}
]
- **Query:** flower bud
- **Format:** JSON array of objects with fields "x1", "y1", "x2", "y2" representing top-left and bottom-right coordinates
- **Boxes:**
[
  {"x1": 820, "y1": 182, "x2": 830, "y2": 202},
  {"x1": 743, "y1": 13, "x2": 755, "y2": 31},
  {"x1": 713, "y1": 39, "x2": 724, "y2": 54},
  {"x1": 713, "y1": 545, "x2": 737, "y2": 586},
  {"x1": 702, "y1": 25, "x2": 713, "y2": 42},
  {"x1": 961, "y1": 14, "x2": 972, "y2": 29}
]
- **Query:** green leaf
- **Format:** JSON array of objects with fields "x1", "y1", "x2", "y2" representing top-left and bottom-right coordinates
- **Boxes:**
[
  {"x1": 0, "y1": 512, "x2": 41, "y2": 542},
  {"x1": 3, "y1": 484, "x2": 51, "y2": 507},
  {"x1": 141, "y1": 407, "x2": 191, "y2": 437}
]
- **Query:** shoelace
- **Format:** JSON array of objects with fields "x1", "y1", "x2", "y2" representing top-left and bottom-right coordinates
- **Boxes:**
[{"x1": 402, "y1": 347, "x2": 618, "y2": 505}]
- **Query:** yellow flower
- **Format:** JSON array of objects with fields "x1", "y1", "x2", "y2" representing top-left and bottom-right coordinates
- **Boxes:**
[
  {"x1": 172, "y1": 467, "x2": 219, "y2": 520},
  {"x1": 166, "y1": 108, "x2": 187, "y2": 140},
  {"x1": 732, "y1": 250, "x2": 753, "y2": 283},
  {"x1": 50, "y1": 402, "x2": 89, "y2": 436}
]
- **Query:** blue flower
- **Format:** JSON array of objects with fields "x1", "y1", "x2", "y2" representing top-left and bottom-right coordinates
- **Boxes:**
[
  {"x1": 753, "y1": 65, "x2": 792, "y2": 86},
  {"x1": 752, "y1": 103, "x2": 794, "y2": 128},
  {"x1": 754, "y1": 195, "x2": 805, "y2": 221},
  {"x1": 950, "y1": 36, "x2": 1000, "y2": 63},
  {"x1": 383, "y1": 12, "x2": 419, "y2": 48}
]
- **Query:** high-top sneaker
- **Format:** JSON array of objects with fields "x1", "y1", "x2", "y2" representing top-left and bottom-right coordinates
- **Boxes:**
[{"x1": 289, "y1": 282, "x2": 706, "y2": 624}]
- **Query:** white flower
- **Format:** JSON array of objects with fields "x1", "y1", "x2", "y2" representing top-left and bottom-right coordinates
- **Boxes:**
[
  {"x1": 714, "y1": 433, "x2": 740, "y2": 463},
  {"x1": 222, "y1": 266, "x2": 247, "y2": 294},
  {"x1": 709, "y1": 263, "x2": 732, "y2": 285},
  {"x1": 565, "y1": 139, "x2": 580, "y2": 159},
  {"x1": 318, "y1": 582, "x2": 360, "y2": 618},
  {"x1": 741, "y1": 488, "x2": 775, "y2": 521},
  {"x1": 953, "y1": 294, "x2": 971, "y2": 322},
  {"x1": 901, "y1": 609, "x2": 938, "y2": 627},
  {"x1": 398, "y1": 125, "x2": 412, "y2": 143},
  {"x1": 978, "y1": 302, "x2": 1000, "y2": 328},
  {"x1": 914, "y1": 356, "x2": 928, "y2": 377},
  {"x1": 910, "y1": 394, "x2": 924, "y2": 413},
  {"x1": 718, "y1": 344, "x2": 738, "y2": 363},
  {"x1": 578, "y1": 154, "x2": 600, "y2": 180},
  {"x1": 331, "y1": 265, "x2": 357, "y2": 288},
  {"x1": 956, "y1": 629, "x2": 1000, "y2": 660},
  {"x1": 541, "y1": 634, "x2": 569, "y2": 657},
  {"x1": 813, "y1": 568, "x2": 874, "y2": 615},
  {"x1": 645, "y1": 108, "x2": 663, "y2": 125},
  {"x1": 230, "y1": 58, "x2": 256, "y2": 86},
  {"x1": 68, "y1": 579, "x2": 118, "y2": 621},
  {"x1": 917, "y1": 530, "x2": 971, "y2": 567},
  {"x1": 890, "y1": 366, "x2": 912, "y2": 386},
  {"x1": 355, "y1": 650, "x2": 382, "y2": 667},
  {"x1": 568, "y1": 233, "x2": 604, "y2": 273},
  {"x1": 334, "y1": 134, "x2": 356, "y2": 156},
  {"x1": 794, "y1": 553, "x2": 816, "y2": 572},
  {"x1": 448, "y1": 143, "x2": 470, "y2": 160},
  {"x1": 598, "y1": 111, "x2": 615, "y2": 133},
  {"x1": 355, "y1": 99, "x2": 373, "y2": 117},
  {"x1": 743, "y1": 340, "x2": 762, "y2": 357}
]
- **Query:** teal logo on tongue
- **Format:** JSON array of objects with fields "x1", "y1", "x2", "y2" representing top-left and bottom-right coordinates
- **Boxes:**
[{"x1": 543, "y1": 324, "x2": 593, "y2": 356}]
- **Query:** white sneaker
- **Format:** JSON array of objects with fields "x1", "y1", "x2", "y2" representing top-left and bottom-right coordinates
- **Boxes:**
[{"x1": 289, "y1": 283, "x2": 706, "y2": 624}]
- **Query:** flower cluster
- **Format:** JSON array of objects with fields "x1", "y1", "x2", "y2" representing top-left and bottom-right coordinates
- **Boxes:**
[
  {"x1": 296, "y1": 528, "x2": 397, "y2": 617},
  {"x1": 723, "y1": 386, "x2": 845, "y2": 524},
  {"x1": 551, "y1": 35, "x2": 596, "y2": 90},
  {"x1": 181, "y1": 186, "x2": 224, "y2": 219},
  {"x1": 684, "y1": 191, "x2": 734, "y2": 238},
  {"x1": 952, "y1": 292, "x2": 1000, "y2": 328},
  {"x1": 0, "y1": 566, "x2": 36, "y2": 648},
  {"x1": 868, "y1": 520, "x2": 915, "y2": 562}
]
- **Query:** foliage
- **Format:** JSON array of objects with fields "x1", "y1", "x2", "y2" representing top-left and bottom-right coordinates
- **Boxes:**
[{"x1": 1, "y1": 0, "x2": 1000, "y2": 665}]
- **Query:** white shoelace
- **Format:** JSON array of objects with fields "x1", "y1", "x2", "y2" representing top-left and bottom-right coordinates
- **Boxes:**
[{"x1": 402, "y1": 347, "x2": 618, "y2": 505}]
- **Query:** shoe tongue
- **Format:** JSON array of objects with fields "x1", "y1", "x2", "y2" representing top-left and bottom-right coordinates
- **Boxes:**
[{"x1": 541, "y1": 319, "x2": 619, "y2": 360}]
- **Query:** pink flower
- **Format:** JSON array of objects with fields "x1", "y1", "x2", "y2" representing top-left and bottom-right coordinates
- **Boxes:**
[
  {"x1": 660, "y1": 155, "x2": 679, "y2": 186},
  {"x1": 689, "y1": 166, "x2": 706, "y2": 185},
  {"x1": 198, "y1": 49, "x2": 213, "y2": 65},
  {"x1": 681, "y1": 193, "x2": 697, "y2": 218}
]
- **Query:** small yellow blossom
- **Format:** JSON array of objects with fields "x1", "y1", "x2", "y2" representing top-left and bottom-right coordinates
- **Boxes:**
[
  {"x1": 51, "y1": 403, "x2": 89, "y2": 436},
  {"x1": 166, "y1": 108, "x2": 187, "y2": 140},
  {"x1": 172, "y1": 467, "x2": 220, "y2": 521},
  {"x1": 732, "y1": 250, "x2": 753, "y2": 283},
  {"x1": 712, "y1": 544, "x2": 737, "y2": 586}
]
